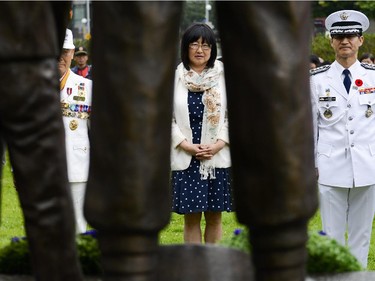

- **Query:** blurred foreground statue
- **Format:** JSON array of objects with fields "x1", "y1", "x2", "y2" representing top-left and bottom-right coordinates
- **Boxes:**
[
  {"x1": 216, "y1": 2, "x2": 318, "y2": 280},
  {"x1": 86, "y1": 1, "x2": 317, "y2": 281},
  {"x1": 0, "y1": 1, "x2": 317, "y2": 281},
  {"x1": 0, "y1": 2, "x2": 83, "y2": 281}
]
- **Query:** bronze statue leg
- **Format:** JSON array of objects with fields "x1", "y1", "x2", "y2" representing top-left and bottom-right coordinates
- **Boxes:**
[
  {"x1": 85, "y1": 2, "x2": 183, "y2": 280},
  {"x1": 0, "y1": 2, "x2": 83, "y2": 280},
  {"x1": 0, "y1": 59, "x2": 83, "y2": 281},
  {"x1": 216, "y1": 2, "x2": 318, "y2": 281}
]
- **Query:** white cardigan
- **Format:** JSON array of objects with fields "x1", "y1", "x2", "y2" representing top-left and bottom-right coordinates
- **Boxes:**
[{"x1": 170, "y1": 61, "x2": 231, "y2": 171}]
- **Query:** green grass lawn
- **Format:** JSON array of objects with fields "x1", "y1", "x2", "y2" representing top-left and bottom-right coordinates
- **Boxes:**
[
  {"x1": 159, "y1": 211, "x2": 244, "y2": 245},
  {"x1": 1, "y1": 158, "x2": 375, "y2": 270},
  {"x1": 0, "y1": 158, "x2": 25, "y2": 246}
]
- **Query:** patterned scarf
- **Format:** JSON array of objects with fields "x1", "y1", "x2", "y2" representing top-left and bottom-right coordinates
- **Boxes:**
[{"x1": 178, "y1": 61, "x2": 222, "y2": 179}]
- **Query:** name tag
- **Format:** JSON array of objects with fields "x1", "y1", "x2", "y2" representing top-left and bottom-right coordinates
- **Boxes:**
[
  {"x1": 73, "y1": 96, "x2": 86, "y2": 101},
  {"x1": 319, "y1": 96, "x2": 336, "y2": 102}
]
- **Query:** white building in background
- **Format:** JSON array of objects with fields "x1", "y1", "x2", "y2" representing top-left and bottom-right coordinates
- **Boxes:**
[{"x1": 70, "y1": 0, "x2": 92, "y2": 40}]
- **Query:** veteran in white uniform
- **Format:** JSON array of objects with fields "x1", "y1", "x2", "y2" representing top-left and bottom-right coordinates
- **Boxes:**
[
  {"x1": 58, "y1": 29, "x2": 92, "y2": 233},
  {"x1": 310, "y1": 10, "x2": 375, "y2": 267}
]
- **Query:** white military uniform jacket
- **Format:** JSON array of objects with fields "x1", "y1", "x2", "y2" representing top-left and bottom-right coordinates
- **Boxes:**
[
  {"x1": 311, "y1": 60, "x2": 375, "y2": 187},
  {"x1": 60, "y1": 70, "x2": 92, "y2": 182}
]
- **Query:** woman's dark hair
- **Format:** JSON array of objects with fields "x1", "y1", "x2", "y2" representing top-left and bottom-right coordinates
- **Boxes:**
[
  {"x1": 359, "y1": 53, "x2": 375, "y2": 63},
  {"x1": 310, "y1": 54, "x2": 320, "y2": 67},
  {"x1": 180, "y1": 23, "x2": 217, "y2": 70}
]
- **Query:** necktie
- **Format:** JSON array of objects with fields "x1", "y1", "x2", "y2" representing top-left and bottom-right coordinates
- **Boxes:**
[{"x1": 343, "y1": 69, "x2": 351, "y2": 93}]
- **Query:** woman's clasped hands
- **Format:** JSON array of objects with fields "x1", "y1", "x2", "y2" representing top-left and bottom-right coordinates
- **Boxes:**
[{"x1": 179, "y1": 139, "x2": 225, "y2": 160}]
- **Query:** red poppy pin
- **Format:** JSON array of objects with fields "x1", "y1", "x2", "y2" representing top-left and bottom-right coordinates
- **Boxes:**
[{"x1": 355, "y1": 79, "x2": 363, "y2": 87}]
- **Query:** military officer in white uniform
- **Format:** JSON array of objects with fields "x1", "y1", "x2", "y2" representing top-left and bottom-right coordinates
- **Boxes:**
[
  {"x1": 58, "y1": 29, "x2": 92, "y2": 233},
  {"x1": 310, "y1": 10, "x2": 375, "y2": 267}
]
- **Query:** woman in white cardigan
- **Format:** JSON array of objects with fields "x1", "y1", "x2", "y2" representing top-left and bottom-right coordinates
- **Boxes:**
[{"x1": 171, "y1": 23, "x2": 233, "y2": 244}]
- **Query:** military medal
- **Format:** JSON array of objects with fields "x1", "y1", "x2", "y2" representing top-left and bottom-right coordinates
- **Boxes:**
[
  {"x1": 365, "y1": 105, "x2": 373, "y2": 118},
  {"x1": 73, "y1": 83, "x2": 86, "y2": 101},
  {"x1": 324, "y1": 109, "x2": 332, "y2": 118},
  {"x1": 61, "y1": 102, "x2": 69, "y2": 109},
  {"x1": 69, "y1": 119, "x2": 78, "y2": 130},
  {"x1": 320, "y1": 89, "x2": 335, "y2": 118}
]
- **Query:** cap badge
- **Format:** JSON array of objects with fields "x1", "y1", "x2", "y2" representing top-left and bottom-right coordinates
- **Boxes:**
[{"x1": 340, "y1": 12, "x2": 349, "y2": 20}]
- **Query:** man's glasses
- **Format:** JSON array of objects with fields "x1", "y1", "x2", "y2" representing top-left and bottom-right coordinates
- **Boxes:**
[
  {"x1": 331, "y1": 34, "x2": 360, "y2": 41},
  {"x1": 189, "y1": 42, "x2": 211, "y2": 51}
]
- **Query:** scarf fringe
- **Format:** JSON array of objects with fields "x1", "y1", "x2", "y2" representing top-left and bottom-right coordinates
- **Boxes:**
[{"x1": 199, "y1": 163, "x2": 216, "y2": 180}]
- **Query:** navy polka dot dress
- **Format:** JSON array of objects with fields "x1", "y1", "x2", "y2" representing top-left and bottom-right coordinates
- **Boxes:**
[{"x1": 172, "y1": 91, "x2": 233, "y2": 214}]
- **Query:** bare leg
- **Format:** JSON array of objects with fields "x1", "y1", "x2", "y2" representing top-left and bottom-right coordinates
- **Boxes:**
[
  {"x1": 184, "y1": 213, "x2": 202, "y2": 244},
  {"x1": 204, "y1": 211, "x2": 222, "y2": 244}
]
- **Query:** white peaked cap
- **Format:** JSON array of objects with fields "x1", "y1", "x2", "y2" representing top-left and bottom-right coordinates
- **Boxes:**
[
  {"x1": 325, "y1": 10, "x2": 369, "y2": 35},
  {"x1": 63, "y1": 29, "x2": 75, "y2": 49}
]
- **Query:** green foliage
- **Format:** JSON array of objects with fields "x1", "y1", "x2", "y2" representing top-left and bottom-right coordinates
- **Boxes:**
[
  {"x1": 360, "y1": 34, "x2": 375, "y2": 57},
  {"x1": 311, "y1": 1, "x2": 375, "y2": 19},
  {"x1": 221, "y1": 228, "x2": 362, "y2": 274},
  {"x1": 350, "y1": 2, "x2": 375, "y2": 19},
  {"x1": 0, "y1": 238, "x2": 31, "y2": 274},
  {"x1": 220, "y1": 228, "x2": 251, "y2": 254},
  {"x1": 312, "y1": 1, "x2": 357, "y2": 18},
  {"x1": 0, "y1": 224, "x2": 365, "y2": 275},
  {"x1": 0, "y1": 232, "x2": 102, "y2": 275},
  {"x1": 181, "y1": 1, "x2": 205, "y2": 31},
  {"x1": 307, "y1": 232, "x2": 362, "y2": 274},
  {"x1": 311, "y1": 34, "x2": 335, "y2": 63},
  {"x1": 180, "y1": 0, "x2": 217, "y2": 33},
  {"x1": 76, "y1": 232, "x2": 101, "y2": 275},
  {"x1": 0, "y1": 154, "x2": 25, "y2": 248}
]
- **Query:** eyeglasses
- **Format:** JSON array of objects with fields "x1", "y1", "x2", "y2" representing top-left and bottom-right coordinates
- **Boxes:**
[
  {"x1": 331, "y1": 34, "x2": 360, "y2": 41},
  {"x1": 189, "y1": 42, "x2": 211, "y2": 51}
]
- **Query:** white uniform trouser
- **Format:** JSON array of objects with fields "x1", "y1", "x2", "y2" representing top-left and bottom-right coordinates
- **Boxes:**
[
  {"x1": 319, "y1": 184, "x2": 375, "y2": 268},
  {"x1": 70, "y1": 182, "x2": 87, "y2": 234}
]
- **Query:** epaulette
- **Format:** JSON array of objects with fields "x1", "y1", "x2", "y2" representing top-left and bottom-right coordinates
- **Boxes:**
[
  {"x1": 310, "y1": 65, "x2": 330, "y2": 76},
  {"x1": 361, "y1": 62, "x2": 375, "y2": 70}
]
